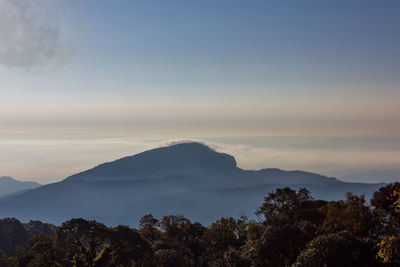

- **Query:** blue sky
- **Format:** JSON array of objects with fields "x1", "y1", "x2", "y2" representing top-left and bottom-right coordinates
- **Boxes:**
[
  {"x1": 86, "y1": 0, "x2": 400, "y2": 93},
  {"x1": 0, "y1": 0, "x2": 399, "y2": 183}
]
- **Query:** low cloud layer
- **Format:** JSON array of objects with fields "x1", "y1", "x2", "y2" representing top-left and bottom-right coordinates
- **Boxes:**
[{"x1": 2, "y1": 135, "x2": 399, "y2": 184}]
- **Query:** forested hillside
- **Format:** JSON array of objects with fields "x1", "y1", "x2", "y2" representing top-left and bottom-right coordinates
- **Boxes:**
[{"x1": 1, "y1": 183, "x2": 400, "y2": 266}]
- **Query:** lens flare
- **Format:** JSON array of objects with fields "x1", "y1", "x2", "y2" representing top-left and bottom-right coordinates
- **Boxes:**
[{"x1": 0, "y1": 0, "x2": 87, "y2": 75}]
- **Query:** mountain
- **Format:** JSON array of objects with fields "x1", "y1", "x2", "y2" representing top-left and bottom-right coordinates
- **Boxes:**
[
  {"x1": 0, "y1": 142, "x2": 385, "y2": 226},
  {"x1": 0, "y1": 176, "x2": 41, "y2": 198},
  {"x1": 339, "y1": 169, "x2": 400, "y2": 183},
  {"x1": 66, "y1": 142, "x2": 237, "y2": 182}
]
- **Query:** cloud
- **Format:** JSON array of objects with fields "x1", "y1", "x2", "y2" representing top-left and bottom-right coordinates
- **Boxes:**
[{"x1": 1, "y1": 135, "x2": 400, "y2": 184}]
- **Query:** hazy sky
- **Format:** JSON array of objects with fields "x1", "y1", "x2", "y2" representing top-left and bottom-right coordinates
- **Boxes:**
[{"x1": 1, "y1": 0, "x2": 400, "y2": 183}]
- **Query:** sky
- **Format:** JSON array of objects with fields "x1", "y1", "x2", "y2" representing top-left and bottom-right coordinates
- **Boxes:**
[{"x1": 0, "y1": 0, "x2": 400, "y2": 184}]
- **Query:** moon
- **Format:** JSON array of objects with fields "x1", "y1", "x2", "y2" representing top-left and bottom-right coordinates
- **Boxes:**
[{"x1": 0, "y1": 0, "x2": 87, "y2": 75}]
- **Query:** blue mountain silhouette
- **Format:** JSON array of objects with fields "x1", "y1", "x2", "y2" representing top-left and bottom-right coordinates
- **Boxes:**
[
  {"x1": 0, "y1": 142, "x2": 384, "y2": 226},
  {"x1": 66, "y1": 142, "x2": 237, "y2": 181},
  {"x1": 0, "y1": 176, "x2": 41, "y2": 197}
]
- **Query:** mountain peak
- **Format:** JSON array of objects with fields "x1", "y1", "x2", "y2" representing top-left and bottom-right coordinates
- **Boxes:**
[
  {"x1": 0, "y1": 176, "x2": 15, "y2": 181},
  {"x1": 67, "y1": 142, "x2": 237, "y2": 181},
  {"x1": 0, "y1": 143, "x2": 385, "y2": 226},
  {"x1": 0, "y1": 177, "x2": 41, "y2": 197}
]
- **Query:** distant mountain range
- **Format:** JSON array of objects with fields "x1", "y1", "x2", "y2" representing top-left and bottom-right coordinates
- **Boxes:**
[
  {"x1": 339, "y1": 169, "x2": 400, "y2": 183},
  {"x1": 0, "y1": 176, "x2": 41, "y2": 198},
  {"x1": 0, "y1": 142, "x2": 386, "y2": 226}
]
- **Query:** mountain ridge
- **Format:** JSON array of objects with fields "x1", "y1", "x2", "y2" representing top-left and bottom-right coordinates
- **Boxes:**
[
  {"x1": 0, "y1": 176, "x2": 41, "y2": 198},
  {"x1": 340, "y1": 169, "x2": 400, "y2": 183},
  {"x1": 66, "y1": 142, "x2": 237, "y2": 182},
  {"x1": 0, "y1": 142, "x2": 385, "y2": 226}
]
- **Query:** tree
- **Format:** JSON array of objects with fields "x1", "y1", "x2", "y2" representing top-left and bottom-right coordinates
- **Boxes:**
[
  {"x1": 203, "y1": 216, "x2": 248, "y2": 265},
  {"x1": 139, "y1": 214, "x2": 161, "y2": 243},
  {"x1": 0, "y1": 250, "x2": 9, "y2": 267},
  {"x1": 12, "y1": 234, "x2": 65, "y2": 267},
  {"x1": 5, "y1": 185, "x2": 400, "y2": 266},
  {"x1": 204, "y1": 216, "x2": 248, "y2": 251},
  {"x1": 56, "y1": 218, "x2": 110, "y2": 266},
  {"x1": 377, "y1": 235, "x2": 400, "y2": 266},
  {"x1": 296, "y1": 199, "x2": 327, "y2": 226},
  {"x1": 256, "y1": 187, "x2": 313, "y2": 226},
  {"x1": 371, "y1": 183, "x2": 400, "y2": 235},
  {"x1": 159, "y1": 215, "x2": 205, "y2": 255},
  {"x1": 318, "y1": 193, "x2": 375, "y2": 237},
  {"x1": 24, "y1": 220, "x2": 56, "y2": 237},
  {"x1": 371, "y1": 183, "x2": 400, "y2": 215},
  {"x1": 105, "y1": 225, "x2": 153, "y2": 266},
  {"x1": 0, "y1": 218, "x2": 29, "y2": 255},
  {"x1": 376, "y1": 189, "x2": 400, "y2": 266},
  {"x1": 242, "y1": 225, "x2": 307, "y2": 267},
  {"x1": 154, "y1": 215, "x2": 206, "y2": 266},
  {"x1": 294, "y1": 232, "x2": 378, "y2": 267},
  {"x1": 13, "y1": 221, "x2": 152, "y2": 267}
]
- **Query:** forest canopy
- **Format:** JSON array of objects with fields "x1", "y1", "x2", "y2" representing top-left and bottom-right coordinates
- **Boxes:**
[{"x1": 1, "y1": 183, "x2": 400, "y2": 267}]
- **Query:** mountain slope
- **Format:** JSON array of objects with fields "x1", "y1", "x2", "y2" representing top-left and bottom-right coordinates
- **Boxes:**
[
  {"x1": 0, "y1": 142, "x2": 385, "y2": 226},
  {"x1": 66, "y1": 142, "x2": 237, "y2": 182},
  {"x1": 0, "y1": 177, "x2": 41, "y2": 198},
  {"x1": 340, "y1": 169, "x2": 400, "y2": 183}
]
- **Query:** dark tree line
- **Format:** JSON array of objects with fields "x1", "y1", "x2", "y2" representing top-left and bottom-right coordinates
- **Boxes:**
[{"x1": 1, "y1": 183, "x2": 400, "y2": 266}]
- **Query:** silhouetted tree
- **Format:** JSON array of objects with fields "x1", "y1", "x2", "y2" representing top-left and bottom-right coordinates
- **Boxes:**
[
  {"x1": 3, "y1": 184, "x2": 400, "y2": 267},
  {"x1": 12, "y1": 234, "x2": 64, "y2": 267},
  {"x1": 256, "y1": 187, "x2": 313, "y2": 226},
  {"x1": 24, "y1": 220, "x2": 56, "y2": 237},
  {"x1": 203, "y1": 216, "x2": 248, "y2": 265},
  {"x1": 294, "y1": 231, "x2": 378, "y2": 267},
  {"x1": 56, "y1": 218, "x2": 110, "y2": 266},
  {"x1": 0, "y1": 218, "x2": 29, "y2": 255},
  {"x1": 98, "y1": 225, "x2": 153, "y2": 266},
  {"x1": 371, "y1": 183, "x2": 400, "y2": 235},
  {"x1": 318, "y1": 193, "x2": 375, "y2": 238},
  {"x1": 242, "y1": 225, "x2": 307, "y2": 267},
  {"x1": 296, "y1": 199, "x2": 327, "y2": 226},
  {"x1": 0, "y1": 250, "x2": 9, "y2": 267},
  {"x1": 139, "y1": 214, "x2": 161, "y2": 243},
  {"x1": 154, "y1": 215, "x2": 206, "y2": 266}
]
